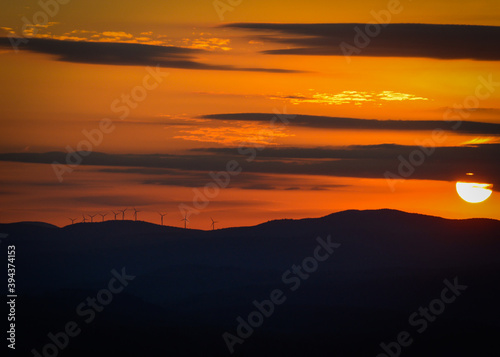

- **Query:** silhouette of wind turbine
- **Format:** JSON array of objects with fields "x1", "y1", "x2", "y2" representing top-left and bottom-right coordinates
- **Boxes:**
[
  {"x1": 112, "y1": 211, "x2": 119, "y2": 220},
  {"x1": 158, "y1": 212, "x2": 167, "y2": 226},
  {"x1": 88, "y1": 214, "x2": 97, "y2": 223},
  {"x1": 68, "y1": 218, "x2": 77, "y2": 225},
  {"x1": 132, "y1": 207, "x2": 140, "y2": 221},
  {"x1": 210, "y1": 217, "x2": 218, "y2": 231},
  {"x1": 181, "y1": 214, "x2": 189, "y2": 229},
  {"x1": 99, "y1": 213, "x2": 108, "y2": 222},
  {"x1": 119, "y1": 208, "x2": 127, "y2": 220},
  {"x1": 81, "y1": 214, "x2": 87, "y2": 223}
]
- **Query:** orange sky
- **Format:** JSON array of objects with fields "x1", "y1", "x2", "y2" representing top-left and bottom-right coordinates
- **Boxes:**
[{"x1": 0, "y1": 0, "x2": 499, "y2": 228}]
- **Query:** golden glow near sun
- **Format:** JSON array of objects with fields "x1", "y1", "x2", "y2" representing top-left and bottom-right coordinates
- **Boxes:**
[{"x1": 456, "y1": 182, "x2": 493, "y2": 203}]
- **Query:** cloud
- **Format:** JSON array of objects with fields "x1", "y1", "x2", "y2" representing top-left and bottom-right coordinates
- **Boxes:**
[
  {"x1": 98, "y1": 167, "x2": 344, "y2": 191},
  {"x1": 223, "y1": 23, "x2": 500, "y2": 61},
  {"x1": 200, "y1": 113, "x2": 500, "y2": 135},
  {"x1": 101, "y1": 31, "x2": 134, "y2": 39},
  {"x1": 181, "y1": 37, "x2": 232, "y2": 51},
  {"x1": 0, "y1": 144, "x2": 498, "y2": 190},
  {"x1": 0, "y1": 37, "x2": 301, "y2": 73},
  {"x1": 270, "y1": 90, "x2": 429, "y2": 106},
  {"x1": 30, "y1": 29, "x2": 167, "y2": 45},
  {"x1": 0, "y1": 27, "x2": 16, "y2": 36},
  {"x1": 192, "y1": 90, "x2": 429, "y2": 106},
  {"x1": 3, "y1": 26, "x2": 231, "y2": 50},
  {"x1": 192, "y1": 143, "x2": 500, "y2": 189},
  {"x1": 460, "y1": 137, "x2": 500, "y2": 145},
  {"x1": 174, "y1": 122, "x2": 292, "y2": 145}
]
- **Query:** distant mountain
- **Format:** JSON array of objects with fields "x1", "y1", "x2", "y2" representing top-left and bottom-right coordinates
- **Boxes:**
[{"x1": 1, "y1": 209, "x2": 499, "y2": 356}]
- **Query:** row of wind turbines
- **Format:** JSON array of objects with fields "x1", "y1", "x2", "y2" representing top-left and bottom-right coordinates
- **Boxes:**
[{"x1": 68, "y1": 208, "x2": 219, "y2": 230}]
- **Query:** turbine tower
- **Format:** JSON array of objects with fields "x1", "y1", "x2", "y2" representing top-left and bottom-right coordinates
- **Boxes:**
[
  {"x1": 99, "y1": 213, "x2": 108, "y2": 222},
  {"x1": 68, "y1": 218, "x2": 77, "y2": 225},
  {"x1": 158, "y1": 212, "x2": 167, "y2": 226},
  {"x1": 181, "y1": 214, "x2": 189, "y2": 229},
  {"x1": 119, "y1": 208, "x2": 128, "y2": 220},
  {"x1": 81, "y1": 214, "x2": 87, "y2": 223},
  {"x1": 88, "y1": 214, "x2": 97, "y2": 223},
  {"x1": 132, "y1": 207, "x2": 140, "y2": 221},
  {"x1": 112, "y1": 211, "x2": 119, "y2": 220},
  {"x1": 210, "y1": 217, "x2": 218, "y2": 231}
]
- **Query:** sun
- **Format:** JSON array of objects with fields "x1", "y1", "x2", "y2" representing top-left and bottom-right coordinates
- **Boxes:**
[{"x1": 456, "y1": 182, "x2": 493, "y2": 203}]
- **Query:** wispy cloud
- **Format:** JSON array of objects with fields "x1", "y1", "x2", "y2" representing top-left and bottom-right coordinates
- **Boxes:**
[
  {"x1": 174, "y1": 122, "x2": 292, "y2": 145},
  {"x1": 460, "y1": 137, "x2": 500, "y2": 145},
  {"x1": 4, "y1": 25, "x2": 234, "y2": 51}
]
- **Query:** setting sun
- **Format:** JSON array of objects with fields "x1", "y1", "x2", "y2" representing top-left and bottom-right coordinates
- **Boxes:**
[{"x1": 456, "y1": 181, "x2": 493, "y2": 203}]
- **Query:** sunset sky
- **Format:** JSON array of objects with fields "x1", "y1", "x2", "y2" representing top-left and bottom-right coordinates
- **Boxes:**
[{"x1": 1, "y1": 0, "x2": 499, "y2": 228}]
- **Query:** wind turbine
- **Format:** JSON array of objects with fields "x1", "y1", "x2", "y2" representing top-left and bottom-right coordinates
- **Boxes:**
[
  {"x1": 88, "y1": 214, "x2": 97, "y2": 223},
  {"x1": 118, "y1": 208, "x2": 128, "y2": 220},
  {"x1": 112, "y1": 211, "x2": 119, "y2": 220},
  {"x1": 68, "y1": 218, "x2": 77, "y2": 225},
  {"x1": 158, "y1": 212, "x2": 167, "y2": 226},
  {"x1": 99, "y1": 213, "x2": 108, "y2": 222},
  {"x1": 210, "y1": 217, "x2": 218, "y2": 231},
  {"x1": 81, "y1": 214, "x2": 87, "y2": 223},
  {"x1": 181, "y1": 214, "x2": 189, "y2": 229},
  {"x1": 132, "y1": 207, "x2": 140, "y2": 221}
]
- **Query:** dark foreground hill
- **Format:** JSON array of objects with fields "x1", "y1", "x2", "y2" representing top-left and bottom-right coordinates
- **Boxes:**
[{"x1": 1, "y1": 209, "x2": 499, "y2": 356}]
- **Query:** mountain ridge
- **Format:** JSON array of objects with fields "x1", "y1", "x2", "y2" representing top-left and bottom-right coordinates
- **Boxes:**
[
  {"x1": 1, "y1": 208, "x2": 498, "y2": 232},
  {"x1": 2, "y1": 208, "x2": 499, "y2": 356}
]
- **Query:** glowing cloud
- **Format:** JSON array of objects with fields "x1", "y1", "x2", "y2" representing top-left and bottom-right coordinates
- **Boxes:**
[
  {"x1": 174, "y1": 123, "x2": 292, "y2": 146},
  {"x1": 272, "y1": 91, "x2": 429, "y2": 106}
]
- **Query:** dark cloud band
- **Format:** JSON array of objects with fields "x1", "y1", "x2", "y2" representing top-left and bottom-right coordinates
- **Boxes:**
[
  {"x1": 224, "y1": 23, "x2": 500, "y2": 61},
  {"x1": 0, "y1": 143, "x2": 498, "y2": 190},
  {"x1": 0, "y1": 37, "x2": 301, "y2": 73},
  {"x1": 200, "y1": 113, "x2": 500, "y2": 135}
]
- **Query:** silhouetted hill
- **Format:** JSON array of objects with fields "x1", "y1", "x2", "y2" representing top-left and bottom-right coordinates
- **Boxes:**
[{"x1": 1, "y1": 209, "x2": 499, "y2": 356}]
